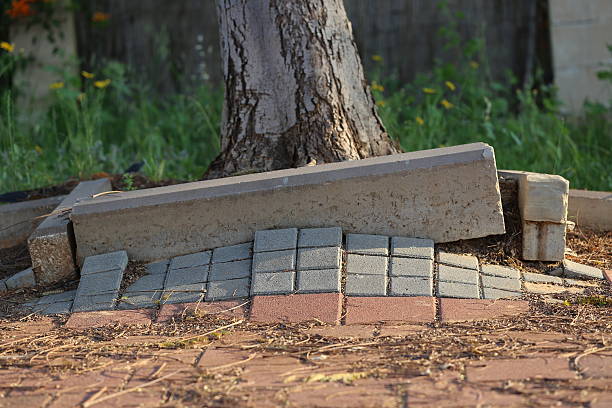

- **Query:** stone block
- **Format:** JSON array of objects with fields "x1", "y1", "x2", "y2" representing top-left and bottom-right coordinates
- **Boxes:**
[
  {"x1": 482, "y1": 288, "x2": 522, "y2": 300},
  {"x1": 81, "y1": 250, "x2": 129, "y2": 276},
  {"x1": 389, "y1": 277, "x2": 433, "y2": 297},
  {"x1": 39, "y1": 301, "x2": 73, "y2": 315},
  {"x1": 212, "y1": 242, "x2": 252, "y2": 263},
  {"x1": 206, "y1": 278, "x2": 250, "y2": 301},
  {"x1": 522, "y1": 221, "x2": 566, "y2": 261},
  {"x1": 480, "y1": 264, "x2": 520, "y2": 279},
  {"x1": 209, "y1": 259, "x2": 252, "y2": 281},
  {"x1": 250, "y1": 293, "x2": 343, "y2": 324},
  {"x1": 523, "y1": 272, "x2": 563, "y2": 285},
  {"x1": 389, "y1": 257, "x2": 432, "y2": 278},
  {"x1": 346, "y1": 234, "x2": 389, "y2": 256},
  {"x1": 5, "y1": 268, "x2": 36, "y2": 290},
  {"x1": 345, "y1": 274, "x2": 387, "y2": 296},
  {"x1": 118, "y1": 292, "x2": 161, "y2": 310},
  {"x1": 438, "y1": 265, "x2": 479, "y2": 285},
  {"x1": 29, "y1": 178, "x2": 111, "y2": 285},
  {"x1": 75, "y1": 269, "x2": 123, "y2": 296},
  {"x1": 254, "y1": 228, "x2": 298, "y2": 252},
  {"x1": 36, "y1": 290, "x2": 77, "y2": 305},
  {"x1": 298, "y1": 227, "x2": 342, "y2": 248},
  {"x1": 437, "y1": 252, "x2": 479, "y2": 270},
  {"x1": 161, "y1": 283, "x2": 206, "y2": 304},
  {"x1": 125, "y1": 274, "x2": 166, "y2": 292},
  {"x1": 562, "y1": 260, "x2": 604, "y2": 280},
  {"x1": 439, "y1": 298, "x2": 529, "y2": 322},
  {"x1": 165, "y1": 266, "x2": 208, "y2": 288},
  {"x1": 568, "y1": 189, "x2": 612, "y2": 231},
  {"x1": 145, "y1": 260, "x2": 169, "y2": 275},
  {"x1": 250, "y1": 271, "x2": 295, "y2": 295},
  {"x1": 252, "y1": 249, "x2": 296, "y2": 273},
  {"x1": 296, "y1": 268, "x2": 341, "y2": 293},
  {"x1": 518, "y1": 173, "x2": 569, "y2": 223},
  {"x1": 346, "y1": 254, "x2": 388, "y2": 275},
  {"x1": 345, "y1": 297, "x2": 435, "y2": 324},
  {"x1": 72, "y1": 143, "x2": 506, "y2": 262},
  {"x1": 390, "y1": 237, "x2": 434, "y2": 259},
  {"x1": 296, "y1": 246, "x2": 341, "y2": 270},
  {"x1": 169, "y1": 251, "x2": 211, "y2": 270},
  {"x1": 72, "y1": 293, "x2": 117, "y2": 312},
  {"x1": 481, "y1": 275, "x2": 521, "y2": 291},
  {"x1": 437, "y1": 281, "x2": 479, "y2": 299}
]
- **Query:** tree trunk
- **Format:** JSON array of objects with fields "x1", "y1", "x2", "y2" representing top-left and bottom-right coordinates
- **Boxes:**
[{"x1": 204, "y1": 0, "x2": 399, "y2": 179}]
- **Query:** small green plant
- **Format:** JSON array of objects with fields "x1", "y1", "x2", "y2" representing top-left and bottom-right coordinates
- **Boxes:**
[{"x1": 121, "y1": 173, "x2": 135, "y2": 191}]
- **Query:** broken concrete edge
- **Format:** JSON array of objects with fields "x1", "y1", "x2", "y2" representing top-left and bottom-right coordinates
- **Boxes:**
[
  {"x1": 72, "y1": 143, "x2": 505, "y2": 263},
  {"x1": 568, "y1": 189, "x2": 612, "y2": 232}
]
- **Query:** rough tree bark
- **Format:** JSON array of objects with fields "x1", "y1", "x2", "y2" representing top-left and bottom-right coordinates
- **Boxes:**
[{"x1": 204, "y1": 0, "x2": 399, "y2": 179}]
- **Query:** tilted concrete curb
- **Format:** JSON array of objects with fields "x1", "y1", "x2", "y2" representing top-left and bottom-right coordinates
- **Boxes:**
[
  {"x1": 72, "y1": 143, "x2": 505, "y2": 262},
  {"x1": 568, "y1": 189, "x2": 612, "y2": 231}
]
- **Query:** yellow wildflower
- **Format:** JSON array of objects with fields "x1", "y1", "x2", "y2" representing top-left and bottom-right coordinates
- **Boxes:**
[
  {"x1": 49, "y1": 82, "x2": 64, "y2": 90},
  {"x1": 440, "y1": 99, "x2": 454, "y2": 109},
  {"x1": 92, "y1": 12, "x2": 111, "y2": 23},
  {"x1": 415, "y1": 116, "x2": 425, "y2": 126},
  {"x1": 371, "y1": 54, "x2": 383, "y2": 62},
  {"x1": 469, "y1": 61, "x2": 479, "y2": 69},
  {"x1": 34, "y1": 145, "x2": 43, "y2": 154},
  {"x1": 422, "y1": 88, "x2": 436, "y2": 94},
  {"x1": 81, "y1": 70, "x2": 95, "y2": 79},
  {"x1": 94, "y1": 79, "x2": 111, "y2": 89},
  {"x1": 371, "y1": 81, "x2": 384, "y2": 92},
  {"x1": 445, "y1": 81, "x2": 456, "y2": 91},
  {"x1": 0, "y1": 42, "x2": 14, "y2": 52},
  {"x1": 376, "y1": 100, "x2": 385, "y2": 107}
]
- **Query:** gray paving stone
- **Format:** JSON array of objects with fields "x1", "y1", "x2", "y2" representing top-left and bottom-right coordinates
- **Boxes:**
[
  {"x1": 438, "y1": 265, "x2": 479, "y2": 285},
  {"x1": 297, "y1": 247, "x2": 341, "y2": 270},
  {"x1": 482, "y1": 287, "x2": 522, "y2": 300},
  {"x1": 345, "y1": 274, "x2": 387, "y2": 296},
  {"x1": 210, "y1": 259, "x2": 252, "y2": 281},
  {"x1": 391, "y1": 237, "x2": 434, "y2": 259},
  {"x1": 298, "y1": 227, "x2": 342, "y2": 248},
  {"x1": 389, "y1": 257, "x2": 433, "y2": 278},
  {"x1": 125, "y1": 274, "x2": 166, "y2": 292},
  {"x1": 118, "y1": 291, "x2": 161, "y2": 309},
  {"x1": 36, "y1": 290, "x2": 77, "y2": 305},
  {"x1": 437, "y1": 252, "x2": 479, "y2": 270},
  {"x1": 72, "y1": 293, "x2": 117, "y2": 312},
  {"x1": 389, "y1": 277, "x2": 433, "y2": 297},
  {"x1": 346, "y1": 254, "x2": 388, "y2": 275},
  {"x1": 252, "y1": 249, "x2": 296, "y2": 273},
  {"x1": 145, "y1": 260, "x2": 169, "y2": 275},
  {"x1": 0, "y1": 279, "x2": 6, "y2": 292},
  {"x1": 437, "y1": 281, "x2": 480, "y2": 299},
  {"x1": 169, "y1": 251, "x2": 211, "y2": 270},
  {"x1": 76, "y1": 269, "x2": 123, "y2": 296},
  {"x1": 296, "y1": 268, "x2": 341, "y2": 293},
  {"x1": 251, "y1": 272, "x2": 295, "y2": 295},
  {"x1": 81, "y1": 250, "x2": 128, "y2": 275},
  {"x1": 40, "y1": 301, "x2": 73, "y2": 315},
  {"x1": 5, "y1": 268, "x2": 36, "y2": 290},
  {"x1": 212, "y1": 242, "x2": 252, "y2": 264},
  {"x1": 562, "y1": 260, "x2": 603, "y2": 280},
  {"x1": 481, "y1": 275, "x2": 521, "y2": 291},
  {"x1": 254, "y1": 228, "x2": 298, "y2": 252},
  {"x1": 206, "y1": 278, "x2": 250, "y2": 301},
  {"x1": 522, "y1": 272, "x2": 563, "y2": 285},
  {"x1": 563, "y1": 278, "x2": 598, "y2": 287},
  {"x1": 164, "y1": 265, "x2": 209, "y2": 288},
  {"x1": 346, "y1": 234, "x2": 389, "y2": 256},
  {"x1": 480, "y1": 264, "x2": 521, "y2": 279},
  {"x1": 162, "y1": 283, "x2": 206, "y2": 304}
]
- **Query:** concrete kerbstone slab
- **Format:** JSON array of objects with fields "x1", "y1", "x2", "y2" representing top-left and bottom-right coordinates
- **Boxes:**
[
  {"x1": 437, "y1": 281, "x2": 480, "y2": 299},
  {"x1": 345, "y1": 274, "x2": 387, "y2": 296},
  {"x1": 40, "y1": 301, "x2": 73, "y2": 315},
  {"x1": 480, "y1": 264, "x2": 521, "y2": 279},
  {"x1": 523, "y1": 272, "x2": 563, "y2": 285},
  {"x1": 72, "y1": 293, "x2": 117, "y2": 312},
  {"x1": 212, "y1": 242, "x2": 252, "y2": 264},
  {"x1": 296, "y1": 268, "x2": 341, "y2": 293},
  {"x1": 298, "y1": 227, "x2": 342, "y2": 248},
  {"x1": 346, "y1": 234, "x2": 389, "y2": 256},
  {"x1": 170, "y1": 251, "x2": 211, "y2": 270},
  {"x1": 81, "y1": 250, "x2": 129, "y2": 276},
  {"x1": 522, "y1": 221, "x2": 566, "y2": 261},
  {"x1": 391, "y1": 237, "x2": 434, "y2": 259},
  {"x1": 297, "y1": 246, "x2": 341, "y2": 270},
  {"x1": 254, "y1": 228, "x2": 298, "y2": 252},
  {"x1": 389, "y1": 277, "x2": 433, "y2": 297},
  {"x1": 252, "y1": 249, "x2": 296, "y2": 273},
  {"x1": 568, "y1": 189, "x2": 612, "y2": 231},
  {"x1": 437, "y1": 252, "x2": 479, "y2": 270},
  {"x1": 562, "y1": 260, "x2": 603, "y2": 280},
  {"x1": 119, "y1": 292, "x2": 162, "y2": 309},
  {"x1": 5, "y1": 267, "x2": 36, "y2": 290},
  {"x1": 76, "y1": 269, "x2": 123, "y2": 296},
  {"x1": 206, "y1": 278, "x2": 250, "y2": 301},
  {"x1": 389, "y1": 257, "x2": 432, "y2": 278},
  {"x1": 481, "y1": 275, "x2": 522, "y2": 291},
  {"x1": 210, "y1": 259, "x2": 252, "y2": 281},
  {"x1": 482, "y1": 288, "x2": 522, "y2": 300},
  {"x1": 438, "y1": 265, "x2": 479, "y2": 285},
  {"x1": 162, "y1": 283, "x2": 206, "y2": 304},
  {"x1": 251, "y1": 271, "x2": 295, "y2": 295},
  {"x1": 346, "y1": 254, "x2": 388, "y2": 275},
  {"x1": 165, "y1": 266, "x2": 209, "y2": 288},
  {"x1": 145, "y1": 260, "x2": 169, "y2": 275},
  {"x1": 125, "y1": 274, "x2": 166, "y2": 292},
  {"x1": 36, "y1": 290, "x2": 77, "y2": 305}
]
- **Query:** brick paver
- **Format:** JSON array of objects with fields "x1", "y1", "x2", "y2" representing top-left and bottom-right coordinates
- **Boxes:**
[
  {"x1": 345, "y1": 273, "x2": 387, "y2": 296},
  {"x1": 437, "y1": 252, "x2": 479, "y2": 270},
  {"x1": 296, "y1": 246, "x2": 341, "y2": 270},
  {"x1": 156, "y1": 300, "x2": 247, "y2": 322},
  {"x1": 481, "y1": 275, "x2": 521, "y2": 291},
  {"x1": 438, "y1": 264, "x2": 479, "y2": 284},
  {"x1": 439, "y1": 298, "x2": 529, "y2": 322},
  {"x1": 206, "y1": 278, "x2": 250, "y2": 301},
  {"x1": 254, "y1": 228, "x2": 298, "y2": 252},
  {"x1": 209, "y1": 259, "x2": 252, "y2": 280},
  {"x1": 346, "y1": 233, "x2": 389, "y2": 256},
  {"x1": 346, "y1": 253, "x2": 388, "y2": 275},
  {"x1": 345, "y1": 296, "x2": 435, "y2": 324},
  {"x1": 298, "y1": 227, "x2": 342, "y2": 248},
  {"x1": 466, "y1": 357, "x2": 575, "y2": 381},
  {"x1": 482, "y1": 287, "x2": 521, "y2": 300},
  {"x1": 437, "y1": 281, "x2": 480, "y2": 299},
  {"x1": 389, "y1": 257, "x2": 433, "y2": 277},
  {"x1": 296, "y1": 268, "x2": 341, "y2": 293},
  {"x1": 250, "y1": 293, "x2": 343, "y2": 324},
  {"x1": 562, "y1": 259, "x2": 604, "y2": 280},
  {"x1": 145, "y1": 259, "x2": 169, "y2": 274},
  {"x1": 523, "y1": 272, "x2": 563, "y2": 285},
  {"x1": 604, "y1": 269, "x2": 612, "y2": 284},
  {"x1": 250, "y1": 271, "x2": 295, "y2": 295},
  {"x1": 480, "y1": 264, "x2": 520, "y2": 279},
  {"x1": 390, "y1": 236, "x2": 434, "y2": 259},
  {"x1": 65, "y1": 309, "x2": 155, "y2": 328},
  {"x1": 212, "y1": 242, "x2": 252, "y2": 263},
  {"x1": 389, "y1": 276, "x2": 433, "y2": 297},
  {"x1": 169, "y1": 250, "x2": 211, "y2": 269},
  {"x1": 252, "y1": 249, "x2": 296, "y2": 273},
  {"x1": 576, "y1": 355, "x2": 612, "y2": 378},
  {"x1": 81, "y1": 250, "x2": 128, "y2": 275}
]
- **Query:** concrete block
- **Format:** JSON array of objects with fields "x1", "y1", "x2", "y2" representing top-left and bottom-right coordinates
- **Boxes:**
[
  {"x1": 125, "y1": 274, "x2": 166, "y2": 292},
  {"x1": 169, "y1": 251, "x2": 211, "y2": 270},
  {"x1": 0, "y1": 195, "x2": 65, "y2": 249},
  {"x1": 145, "y1": 260, "x2": 169, "y2": 275},
  {"x1": 252, "y1": 249, "x2": 296, "y2": 273},
  {"x1": 35, "y1": 290, "x2": 77, "y2": 305},
  {"x1": 346, "y1": 254, "x2": 388, "y2": 275},
  {"x1": 481, "y1": 275, "x2": 521, "y2": 291},
  {"x1": 568, "y1": 189, "x2": 612, "y2": 231},
  {"x1": 5, "y1": 267, "x2": 36, "y2": 290},
  {"x1": 298, "y1": 227, "x2": 342, "y2": 248},
  {"x1": 522, "y1": 221, "x2": 566, "y2": 261},
  {"x1": 438, "y1": 265, "x2": 479, "y2": 285},
  {"x1": 296, "y1": 268, "x2": 341, "y2": 293},
  {"x1": 250, "y1": 271, "x2": 295, "y2": 295},
  {"x1": 518, "y1": 173, "x2": 569, "y2": 223},
  {"x1": 81, "y1": 250, "x2": 129, "y2": 276},
  {"x1": 76, "y1": 269, "x2": 123, "y2": 296},
  {"x1": 346, "y1": 234, "x2": 389, "y2": 256},
  {"x1": 297, "y1": 247, "x2": 341, "y2": 270},
  {"x1": 254, "y1": 228, "x2": 298, "y2": 252},
  {"x1": 165, "y1": 266, "x2": 209, "y2": 288},
  {"x1": 118, "y1": 292, "x2": 161, "y2": 310},
  {"x1": 212, "y1": 242, "x2": 252, "y2": 263},
  {"x1": 437, "y1": 281, "x2": 480, "y2": 299},
  {"x1": 40, "y1": 301, "x2": 73, "y2": 315},
  {"x1": 161, "y1": 283, "x2": 206, "y2": 304},
  {"x1": 345, "y1": 274, "x2": 387, "y2": 296},
  {"x1": 206, "y1": 278, "x2": 250, "y2": 301},
  {"x1": 389, "y1": 277, "x2": 433, "y2": 297},
  {"x1": 389, "y1": 257, "x2": 432, "y2": 278},
  {"x1": 209, "y1": 259, "x2": 252, "y2": 281},
  {"x1": 482, "y1": 288, "x2": 521, "y2": 300},
  {"x1": 562, "y1": 260, "x2": 603, "y2": 280},
  {"x1": 523, "y1": 272, "x2": 563, "y2": 285},
  {"x1": 390, "y1": 237, "x2": 434, "y2": 259},
  {"x1": 72, "y1": 293, "x2": 117, "y2": 312},
  {"x1": 29, "y1": 178, "x2": 111, "y2": 285},
  {"x1": 72, "y1": 144, "x2": 505, "y2": 262},
  {"x1": 480, "y1": 264, "x2": 521, "y2": 279},
  {"x1": 437, "y1": 252, "x2": 479, "y2": 270}
]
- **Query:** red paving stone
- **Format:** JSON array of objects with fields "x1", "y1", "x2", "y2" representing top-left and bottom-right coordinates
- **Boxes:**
[
  {"x1": 156, "y1": 300, "x2": 247, "y2": 323},
  {"x1": 249, "y1": 293, "x2": 343, "y2": 324},
  {"x1": 439, "y1": 298, "x2": 529, "y2": 322},
  {"x1": 576, "y1": 354, "x2": 612, "y2": 378},
  {"x1": 344, "y1": 296, "x2": 435, "y2": 325},
  {"x1": 466, "y1": 356, "x2": 575, "y2": 381},
  {"x1": 65, "y1": 309, "x2": 155, "y2": 329},
  {"x1": 302, "y1": 324, "x2": 376, "y2": 339},
  {"x1": 604, "y1": 269, "x2": 612, "y2": 285}
]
